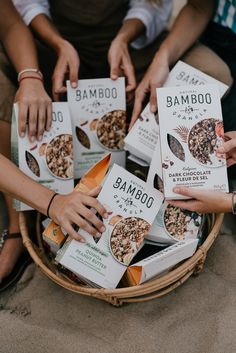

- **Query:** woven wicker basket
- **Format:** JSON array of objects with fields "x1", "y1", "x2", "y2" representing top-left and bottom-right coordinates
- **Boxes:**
[{"x1": 19, "y1": 211, "x2": 224, "y2": 307}]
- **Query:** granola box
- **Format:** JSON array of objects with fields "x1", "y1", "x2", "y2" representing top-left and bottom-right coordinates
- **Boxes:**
[
  {"x1": 11, "y1": 102, "x2": 74, "y2": 211},
  {"x1": 157, "y1": 84, "x2": 229, "y2": 200},
  {"x1": 125, "y1": 239, "x2": 198, "y2": 286},
  {"x1": 43, "y1": 154, "x2": 111, "y2": 252},
  {"x1": 56, "y1": 164, "x2": 164, "y2": 288},
  {"x1": 165, "y1": 60, "x2": 229, "y2": 98},
  {"x1": 124, "y1": 104, "x2": 159, "y2": 164},
  {"x1": 124, "y1": 61, "x2": 228, "y2": 165},
  {"x1": 146, "y1": 130, "x2": 203, "y2": 244},
  {"x1": 67, "y1": 78, "x2": 126, "y2": 179}
]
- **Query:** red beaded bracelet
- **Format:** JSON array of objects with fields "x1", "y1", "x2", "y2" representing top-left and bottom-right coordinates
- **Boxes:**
[{"x1": 19, "y1": 76, "x2": 44, "y2": 84}]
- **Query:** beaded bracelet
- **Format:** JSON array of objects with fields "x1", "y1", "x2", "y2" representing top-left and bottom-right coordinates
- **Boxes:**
[
  {"x1": 17, "y1": 68, "x2": 43, "y2": 82},
  {"x1": 19, "y1": 76, "x2": 44, "y2": 84}
]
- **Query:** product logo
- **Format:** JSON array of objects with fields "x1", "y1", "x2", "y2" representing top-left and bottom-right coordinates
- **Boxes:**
[
  {"x1": 112, "y1": 177, "x2": 154, "y2": 214},
  {"x1": 166, "y1": 90, "x2": 211, "y2": 121},
  {"x1": 75, "y1": 86, "x2": 118, "y2": 115},
  {"x1": 176, "y1": 71, "x2": 205, "y2": 86}
]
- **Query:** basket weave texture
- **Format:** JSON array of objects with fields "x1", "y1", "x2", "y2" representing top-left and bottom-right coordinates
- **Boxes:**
[{"x1": 19, "y1": 212, "x2": 224, "y2": 306}]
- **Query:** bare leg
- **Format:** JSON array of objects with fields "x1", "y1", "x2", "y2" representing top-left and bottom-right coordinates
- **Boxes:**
[
  {"x1": 0, "y1": 47, "x2": 25, "y2": 283},
  {"x1": 0, "y1": 120, "x2": 24, "y2": 282}
]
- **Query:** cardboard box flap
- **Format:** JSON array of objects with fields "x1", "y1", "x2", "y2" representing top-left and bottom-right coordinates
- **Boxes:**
[
  {"x1": 126, "y1": 266, "x2": 142, "y2": 286},
  {"x1": 77, "y1": 153, "x2": 111, "y2": 192},
  {"x1": 43, "y1": 153, "x2": 111, "y2": 245}
]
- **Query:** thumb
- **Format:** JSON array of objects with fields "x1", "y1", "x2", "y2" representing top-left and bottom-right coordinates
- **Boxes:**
[
  {"x1": 218, "y1": 138, "x2": 236, "y2": 154},
  {"x1": 172, "y1": 186, "x2": 198, "y2": 199},
  {"x1": 150, "y1": 84, "x2": 158, "y2": 113},
  {"x1": 88, "y1": 185, "x2": 102, "y2": 197}
]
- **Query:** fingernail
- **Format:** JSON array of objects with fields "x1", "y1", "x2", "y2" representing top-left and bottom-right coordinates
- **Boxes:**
[
  {"x1": 30, "y1": 136, "x2": 35, "y2": 142},
  {"x1": 20, "y1": 132, "x2": 25, "y2": 138},
  {"x1": 96, "y1": 232, "x2": 102, "y2": 238},
  {"x1": 72, "y1": 82, "x2": 77, "y2": 88},
  {"x1": 104, "y1": 213, "x2": 108, "y2": 219},
  {"x1": 100, "y1": 226, "x2": 106, "y2": 233},
  {"x1": 173, "y1": 187, "x2": 179, "y2": 193},
  {"x1": 218, "y1": 147, "x2": 225, "y2": 153},
  {"x1": 38, "y1": 135, "x2": 43, "y2": 141},
  {"x1": 150, "y1": 105, "x2": 156, "y2": 112},
  {"x1": 80, "y1": 238, "x2": 86, "y2": 243}
]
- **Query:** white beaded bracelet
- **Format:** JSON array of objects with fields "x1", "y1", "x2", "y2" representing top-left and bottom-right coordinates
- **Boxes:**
[{"x1": 17, "y1": 69, "x2": 43, "y2": 82}]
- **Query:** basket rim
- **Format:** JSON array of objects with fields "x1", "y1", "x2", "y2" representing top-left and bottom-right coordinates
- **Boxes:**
[{"x1": 19, "y1": 212, "x2": 223, "y2": 298}]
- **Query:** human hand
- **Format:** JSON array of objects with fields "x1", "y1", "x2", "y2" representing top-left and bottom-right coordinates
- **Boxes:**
[
  {"x1": 49, "y1": 186, "x2": 108, "y2": 242},
  {"x1": 217, "y1": 131, "x2": 236, "y2": 167},
  {"x1": 167, "y1": 187, "x2": 231, "y2": 214},
  {"x1": 129, "y1": 56, "x2": 169, "y2": 129},
  {"x1": 15, "y1": 78, "x2": 52, "y2": 142},
  {"x1": 108, "y1": 36, "x2": 136, "y2": 93},
  {"x1": 52, "y1": 39, "x2": 79, "y2": 101}
]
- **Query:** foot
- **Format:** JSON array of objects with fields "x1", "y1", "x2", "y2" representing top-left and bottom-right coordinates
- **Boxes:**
[{"x1": 0, "y1": 231, "x2": 25, "y2": 283}]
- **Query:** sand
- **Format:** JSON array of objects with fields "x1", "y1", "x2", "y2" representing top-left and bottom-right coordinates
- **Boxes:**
[
  {"x1": 0, "y1": 213, "x2": 236, "y2": 353},
  {"x1": 2, "y1": 1, "x2": 236, "y2": 352}
]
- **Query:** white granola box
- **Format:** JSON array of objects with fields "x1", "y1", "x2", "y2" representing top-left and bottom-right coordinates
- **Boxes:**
[
  {"x1": 146, "y1": 128, "x2": 203, "y2": 244},
  {"x1": 124, "y1": 61, "x2": 228, "y2": 165},
  {"x1": 157, "y1": 84, "x2": 229, "y2": 200},
  {"x1": 126, "y1": 239, "x2": 198, "y2": 285},
  {"x1": 67, "y1": 78, "x2": 126, "y2": 178},
  {"x1": 165, "y1": 60, "x2": 229, "y2": 98},
  {"x1": 124, "y1": 104, "x2": 159, "y2": 164},
  {"x1": 56, "y1": 164, "x2": 163, "y2": 288},
  {"x1": 11, "y1": 102, "x2": 74, "y2": 211}
]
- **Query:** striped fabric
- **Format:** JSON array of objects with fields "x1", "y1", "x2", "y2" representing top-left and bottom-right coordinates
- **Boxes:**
[{"x1": 214, "y1": 0, "x2": 236, "y2": 33}]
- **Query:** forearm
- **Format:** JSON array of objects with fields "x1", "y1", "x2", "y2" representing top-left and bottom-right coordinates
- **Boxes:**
[
  {"x1": 0, "y1": 0, "x2": 39, "y2": 72},
  {"x1": 0, "y1": 154, "x2": 54, "y2": 215},
  {"x1": 154, "y1": 0, "x2": 215, "y2": 66},
  {"x1": 114, "y1": 18, "x2": 145, "y2": 44},
  {"x1": 30, "y1": 14, "x2": 66, "y2": 53}
]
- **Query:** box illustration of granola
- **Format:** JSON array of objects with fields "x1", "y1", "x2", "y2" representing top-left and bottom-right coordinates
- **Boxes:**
[
  {"x1": 124, "y1": 61, "x2": 228, "y2": 165},
  {"x1": 67, "y1": 78, "x2": 126, "y2": 178},
  {"x1": 56, "y1": 164, "x2": 164, "y2": 288},
  {"x1": 146, "y1": 127, "x2": 203, "y2": 244},
  {"x1": 157, "y1": 84, "x2": 229, "y2": 200},
  {"x1": 11, "y1": 102, "x2": 74, "y2": 211}
]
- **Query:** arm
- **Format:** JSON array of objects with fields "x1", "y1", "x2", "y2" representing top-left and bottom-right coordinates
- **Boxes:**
[
  {"x1": 108, "y1": 0, "x2": 172, "y2": 92},
  {"x1": 30, "y1": 14, "x2": 79, "y2": 100},
  {"x1": 124, "y1": 0, "x2": 172, "y2": 49},
  {"x1": 130, "y1": 0, "x2": 216, "y2": 127},
  {"x1": 0, "y1": 0, "x2": 51, "y2": 141},
  {"x1": 167, "y1": 187, "x2": 231, "y2": 214},
  {"x1": 108, "y1": 19, "x2": 144, "y2": 92},
  {"x1": 166, "y1": 131, "x2": 236, "y2": 214},
  {"x1": 0, "y1": 154, "x2": 107, "y2": 241}
]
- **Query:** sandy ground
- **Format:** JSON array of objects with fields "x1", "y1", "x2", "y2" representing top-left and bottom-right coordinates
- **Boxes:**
[
  {"x1": 2, "y1": 1, "x2": 236, "y2": 353},
  {"x1": 0, "y1": 213, "x2": 236, "y2": 353}
]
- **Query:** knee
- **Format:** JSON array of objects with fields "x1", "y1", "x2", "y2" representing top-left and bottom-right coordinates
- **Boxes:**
[{"x1": 182, "y1": 43, "x2": 233, "y2": 88}]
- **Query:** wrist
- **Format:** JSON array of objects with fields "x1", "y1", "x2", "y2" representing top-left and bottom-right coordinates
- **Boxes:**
[
  {"x1": 223, "y1": 193, "x2": 232, "y2": 213},
  {"x1": 47, "y1": 192, "x2": 60, "y2": 219},
  {"x1": 53, "y1": 38, "x2": 70, "y2": 54},
  {"x1": 154, "y1": 42, "x2": 177, "y2": 68},
  {"x1": 114, "y1": 32, "x2": 130, "y2": 44}
]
